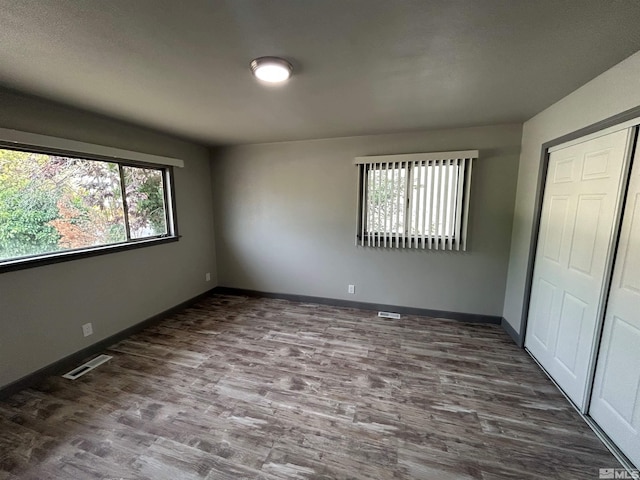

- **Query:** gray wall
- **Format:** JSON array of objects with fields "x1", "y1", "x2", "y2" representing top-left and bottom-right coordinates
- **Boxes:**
[
  {"x1": 503, "y1": 50, "x2": 640, "y2": 336},
  {"x1": 212, "y1": 124, "x2": 521, "y2": 316},
  {"x1": 0, "y1": 90, "x2": 217, "y2": 388}
]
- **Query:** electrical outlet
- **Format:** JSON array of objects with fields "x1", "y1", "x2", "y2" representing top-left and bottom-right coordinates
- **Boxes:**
[
  {"x1": 82, "y1": 322, "x2": 93, "y2": 337},
  {"x1": 348, "y1": 284, "x2": 355, "y2": 294},
  {"x1": 205, "y1": 272, "x2": 211, "y2": 282}
]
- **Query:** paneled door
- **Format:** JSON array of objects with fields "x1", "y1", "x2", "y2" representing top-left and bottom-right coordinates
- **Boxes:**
[
  {"x1": 589, "y1": 140, "x2": 640, "y2": 467},
  {"x1": 525, "y1": 129, "x2": 631, "y2": 409}
]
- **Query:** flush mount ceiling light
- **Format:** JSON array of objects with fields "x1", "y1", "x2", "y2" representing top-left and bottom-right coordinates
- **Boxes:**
[{"x1": 250, "y1": 56, "x2": 293, "y2": 83}]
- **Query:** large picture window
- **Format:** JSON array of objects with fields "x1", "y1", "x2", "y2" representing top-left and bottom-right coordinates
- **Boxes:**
[
  {"x1": 0, "y1": 145, "x2": 176, "y2": 268},
  {"x1": 355, "y1": 150, "x2": 477, "y2": 250}
]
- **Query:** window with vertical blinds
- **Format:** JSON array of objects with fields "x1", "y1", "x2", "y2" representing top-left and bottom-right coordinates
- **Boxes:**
[{"x1": 355, "y1": 150, "x2": 477, "y2": 250}]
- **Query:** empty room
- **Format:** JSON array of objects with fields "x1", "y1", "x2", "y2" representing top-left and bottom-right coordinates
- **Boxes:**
[{"x1": 1, "y1": 1, "x2": 640, "y2": 479}]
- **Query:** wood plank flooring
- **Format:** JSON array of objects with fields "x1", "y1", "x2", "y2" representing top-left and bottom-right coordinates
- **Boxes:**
[{"x1": 0, "y1": 294, "x2": 620, "y2": 479}]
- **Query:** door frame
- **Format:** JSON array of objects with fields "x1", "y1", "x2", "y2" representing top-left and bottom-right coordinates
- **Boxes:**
[
  {"x1": 519, "y1": 105, "x2": 640, "y2": 478},
  {"x1": 520, "y1": 107, "x2": 640, "y2": 405},
  {"x1": 520, "y1": 105, "x2": 640, "y2": 347}
]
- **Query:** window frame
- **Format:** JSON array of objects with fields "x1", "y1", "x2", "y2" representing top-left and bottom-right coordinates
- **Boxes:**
[
  {"x1": 358, "y1": 162, "x2": 460, "y2": 244},
  {"x1": 355, "y1": 150, "x2": 477, "y2": 250},
  {"x1": 0, "y1": 141, "x2": 179, "y2": 273}
]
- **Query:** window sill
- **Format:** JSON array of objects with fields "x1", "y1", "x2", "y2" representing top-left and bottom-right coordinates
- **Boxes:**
[{"x1": 0, "y1": 236, "x2": 180, "y2": 274}]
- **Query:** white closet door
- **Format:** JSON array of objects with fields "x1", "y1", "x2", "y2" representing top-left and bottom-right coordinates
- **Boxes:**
[
  {"x1": 525, "y1": 129, "x2": 630, "y2": 409},
  {"x1": 590, "y1": 140, "x2": 640, "y2": 468}
]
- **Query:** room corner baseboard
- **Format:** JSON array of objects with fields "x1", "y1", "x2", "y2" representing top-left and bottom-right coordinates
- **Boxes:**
[
  {"x1": 0, "y1": 288, "x2": 217, "y2": 400},
  {"x1": 212, "y1": 286, "x2": 502, "y2": 325},
  {"x1": 501, "y1": 317, "x2": 524, "y2": 347}
]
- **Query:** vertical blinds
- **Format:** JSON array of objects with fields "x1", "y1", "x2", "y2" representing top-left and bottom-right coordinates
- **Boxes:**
[{"x1": 354, "y1": 150, "x2": 477, "y2": 250}]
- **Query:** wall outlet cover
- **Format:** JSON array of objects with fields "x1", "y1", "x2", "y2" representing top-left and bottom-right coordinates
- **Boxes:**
[{"x1": 82, "y1": 322, "x2": 93, "y2": 337}]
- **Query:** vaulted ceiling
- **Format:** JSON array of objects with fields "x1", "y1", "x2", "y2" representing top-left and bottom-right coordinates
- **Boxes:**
[{"x1": 1, "y1": 0, "x2": 640, "y2": 145}]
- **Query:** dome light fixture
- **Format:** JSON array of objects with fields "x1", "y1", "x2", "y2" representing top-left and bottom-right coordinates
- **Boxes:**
[{"x1": 250, "y1": 56, "x2": 293, "y2": 83}]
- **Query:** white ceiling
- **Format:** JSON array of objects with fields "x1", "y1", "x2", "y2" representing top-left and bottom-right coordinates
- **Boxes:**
[{"x1": 1, "y1": 0, "x2": 640, "y2": 146}]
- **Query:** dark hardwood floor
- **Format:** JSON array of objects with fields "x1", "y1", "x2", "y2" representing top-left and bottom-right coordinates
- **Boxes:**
[{"x1": 0, "y1": 294, "x2": 619, "y2": 479}]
